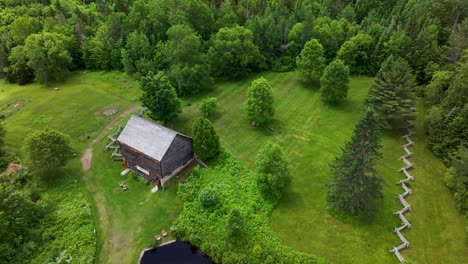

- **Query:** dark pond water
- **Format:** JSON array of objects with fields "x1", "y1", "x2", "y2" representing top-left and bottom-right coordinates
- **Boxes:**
[{"x1": 140, "y1": 241, "x2": 213, "y2": 264}]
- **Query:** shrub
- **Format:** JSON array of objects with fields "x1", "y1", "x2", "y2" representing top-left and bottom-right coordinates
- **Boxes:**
[
  {"x1": 199, "y1": 97, "x2": 218, "y2": 117},
  {"x1": 199, "y1": 186, "x2": 220, "y2": 209}
]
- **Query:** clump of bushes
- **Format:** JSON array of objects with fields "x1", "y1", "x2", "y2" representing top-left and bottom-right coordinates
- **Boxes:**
[
  {"x1": 199, "y1": 97, "x2": 217, "y2": 117},
  {"x1": 174, "y1": 151, "x2": 324, "y2": 264}
]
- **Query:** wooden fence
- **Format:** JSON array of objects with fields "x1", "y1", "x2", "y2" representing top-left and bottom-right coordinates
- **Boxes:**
[{"x1": 389, "y1": 119, "x2": 416, "y2": 262}]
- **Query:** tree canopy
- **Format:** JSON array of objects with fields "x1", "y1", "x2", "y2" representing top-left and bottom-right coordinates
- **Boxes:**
[
  {"x1": 192, "y1": 117, "x2": 220, "y2": 161},
  {"x1": 367, "y1": 55, "x2": 416, "y2": 129},
  {"x1": 245, "y1": 77, "x2": 275, "y2": 127},
  {"x1": 320, "y1": 59, "x2": 350, "y2": 103},
  {"x1": 23, "y1": 32, "x2": 72, "y2": 84},
  {"x1": 23, "y1": 128, "x2": 74, "y2": 175},
  {"x1": 256, "y1": 141, "x2": 290, "y2": 202},
  {"x1": 208, "y1": 25, "x2": 261, "y2": 79},
  {"x1": 139, "y1": 71, "x2": 182, "y2": 125},
  {"x1": 296, "y1": 39, "x2": 326, "y2": 82},
  {"x1": 328, "y1": 108, "x2": 382, "y2": 216}
]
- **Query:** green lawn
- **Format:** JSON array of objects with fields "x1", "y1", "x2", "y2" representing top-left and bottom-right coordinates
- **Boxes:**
[
  {"x1": 2, "y1": 70, "x2": 465, "y2": 264},
  {"x1": 172, "y1": 71, "x2": 467, "y2": 264},
  {"x1": 84, "y1": 139, "x2": 182, "y2": 264},
  {"x1": 1, "y1": 72, "x2": 182, "y2": 264}
]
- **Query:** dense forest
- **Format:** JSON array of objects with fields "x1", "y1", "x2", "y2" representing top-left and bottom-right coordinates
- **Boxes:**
[{"x1": 1, "y1": 0, "x2": 467, "y2": 263}]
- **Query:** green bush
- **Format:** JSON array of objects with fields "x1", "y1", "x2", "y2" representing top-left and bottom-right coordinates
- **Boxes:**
[
  {"x1": 199, "y1": 186, "x2": 220, "y2": 209},
  {"x1": 199, "y1": 97, "x2": 218, "y2": 117}
]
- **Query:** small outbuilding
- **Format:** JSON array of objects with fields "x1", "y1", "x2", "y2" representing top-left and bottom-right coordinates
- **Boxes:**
[{"x1": 117, "y1": 115, "x2": 194, "y2": 187}]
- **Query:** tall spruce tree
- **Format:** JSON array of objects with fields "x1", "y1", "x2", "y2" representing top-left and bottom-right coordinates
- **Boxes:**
[
  {"x1": 328, "y1": 108, "x2": 382, "y2": 216},
  {"x1": 367, "y1": 55, "x2": 416, "y2": 129}
]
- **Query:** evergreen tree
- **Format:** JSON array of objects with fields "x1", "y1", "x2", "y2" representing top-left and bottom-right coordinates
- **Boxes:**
[
  {"x1": 296, "y1": 39, "x2": 326, "y2": 82},
  {"x1": 367, "y1": 55, "x2": 416, "y2": 129},
  {"x1": 328, "y1": 108, "x2": 382, "y2": 216},
  {"x1": 192, "y1": 117, "x2": 220, "y2": 161},
  {"x1": 139, "y1": 71, "x2": 181, "y2": 125},
  {"x1": 245, "y1": 77, "x2": 274, "y2": 127},
  {"x1": 320, "y1": 59, "x2": 350, "y2": 103},
  {"x1": 443, "y1": 18, "x2": 468, "y2": 66}
]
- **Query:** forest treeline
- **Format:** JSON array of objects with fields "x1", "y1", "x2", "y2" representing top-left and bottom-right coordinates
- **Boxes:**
[{"x1": 0, "y1": 0, "x2": 465, "y2": 86}]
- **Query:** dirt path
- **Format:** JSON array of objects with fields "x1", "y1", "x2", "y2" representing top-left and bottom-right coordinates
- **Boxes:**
[
  {"x1": 80, "y1": 148, "x2": 93, "y2": 171},
  {"x1": 80, "y1": 104, "x2": 140, "y2": 171}
]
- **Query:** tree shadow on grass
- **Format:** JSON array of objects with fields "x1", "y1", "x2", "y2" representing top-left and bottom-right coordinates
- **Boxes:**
[
  {"x1": 37, "y1": 167, "x2": 76, "y2": 189},
  {"x1": 327, "y1": 205, "x2": 379, "y2": 226}
]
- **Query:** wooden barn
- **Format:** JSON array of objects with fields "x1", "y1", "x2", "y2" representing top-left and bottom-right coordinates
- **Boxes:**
[{"x1": 117, "y1": 115, "x2": 194, "y2": 187}]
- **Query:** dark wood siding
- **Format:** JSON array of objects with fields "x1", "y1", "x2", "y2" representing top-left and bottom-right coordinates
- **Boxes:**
[
  {"x1": 120, "y1": 143, "x2": 161, "y2": 181},
  {"x1": 160, "y1": 135, "x2": 193, "y2": 177}
]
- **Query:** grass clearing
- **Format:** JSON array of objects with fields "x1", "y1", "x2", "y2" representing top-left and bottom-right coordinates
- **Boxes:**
[
  {"x1": 173, "y1": 71, "x2": 467, "y2": 264},
  {"x1": 1, "y1": 70, "x2": 465, "y2": 263},
  {"x1": 1, "y1": 71, "x2": 182, "y2": 263}
]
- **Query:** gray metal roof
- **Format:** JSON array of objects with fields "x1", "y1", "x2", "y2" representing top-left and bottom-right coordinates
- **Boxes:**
[{"x1": 117, "y1": 115, "x2": 186, "y2": 160}]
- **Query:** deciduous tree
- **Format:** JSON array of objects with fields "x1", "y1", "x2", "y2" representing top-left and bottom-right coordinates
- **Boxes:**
[
  {"x1": 199, "y1": 97, "x2": 218, "y2": 117},
  {"x1": 256, "y1": 141, "x2": 290, "y2": 202},
  {"x1": 320, "y1": 59, "x2": 350, "y2": 103},
  {"x1": 166, "y1": 24, "x2": 212, "y2": 96},
  {"x1": 23, "y1": 129, "x2": 74, "y2": 175},
  {"x1": 208, "y1": 25, "x2": 261, "y2": 79},
  {"x1": 23, "y1": 32, "x2": 72, "y2": 84},
  {"x1": 121, "y1": 31, "x2": 153, "y2": 75},
  {"x1": 139, "y1": 71, "x2": 181, "y2": 125},
  {"x1": 296, "y1": 39, "x2": 326, "y2": 82},
  {"x1": 245, "y1": 77, "x2": 274, "y2": 127}
]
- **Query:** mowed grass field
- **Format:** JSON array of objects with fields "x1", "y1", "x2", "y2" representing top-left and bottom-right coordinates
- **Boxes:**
[
  {"x1": 0, "y1": 72, "x2": 182, "y2": 264},
  {"x1": 172, "y1": 71, "x2": 467, "y2": 264},
  {"x1": 1, "y1": 71, "x2": 466, "y2": 264}
]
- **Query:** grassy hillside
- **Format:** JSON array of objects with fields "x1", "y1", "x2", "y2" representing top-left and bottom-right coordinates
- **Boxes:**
[
  {"x1": 1, "y1": 72, "x2": 182, "y2": 264},
  {"x1": 172, "y1": 71, "x2": 467, "y2": 264},
  {"x1": 1, "y1": 71, "x2": 465, "y2": 264}
]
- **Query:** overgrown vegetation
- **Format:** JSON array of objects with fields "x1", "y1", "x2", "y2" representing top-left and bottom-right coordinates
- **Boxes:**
[
  {"x1": 0, "y1": 167, "x2": 95, "y2": 264},
  {"x1": 174, "y1": 151, "x2": 324, "y2": 264}
]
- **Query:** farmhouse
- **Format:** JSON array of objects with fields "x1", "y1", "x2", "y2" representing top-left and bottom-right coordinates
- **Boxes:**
[{"x1": 117, "y1": 115, "x2": 194, "y2": 187}]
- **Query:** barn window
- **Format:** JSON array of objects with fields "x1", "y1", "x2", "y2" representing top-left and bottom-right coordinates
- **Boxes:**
[{"x1": 136, "y1": 165, "x2": 150, "y2": 175}]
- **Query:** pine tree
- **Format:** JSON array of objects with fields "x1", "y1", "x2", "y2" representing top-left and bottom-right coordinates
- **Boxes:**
[
  {"x1": 367, "y1": 55, "x2": 416, "y2": 129},
  {"x1": 245, "y1": 77, "x2": 274, "y2": 127},
  {"x1": 328, "y1": 108, "x2": 382, "y2": 216},
  {"x1": 139, "y1": 71, "x2": 181, "y2": 125},
  {"x1": 192, "y1": 117, "x2": 220, "y2": 161},
  {"x1": 320, "y1": 59, "x2": 350, "y2": 103}
]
